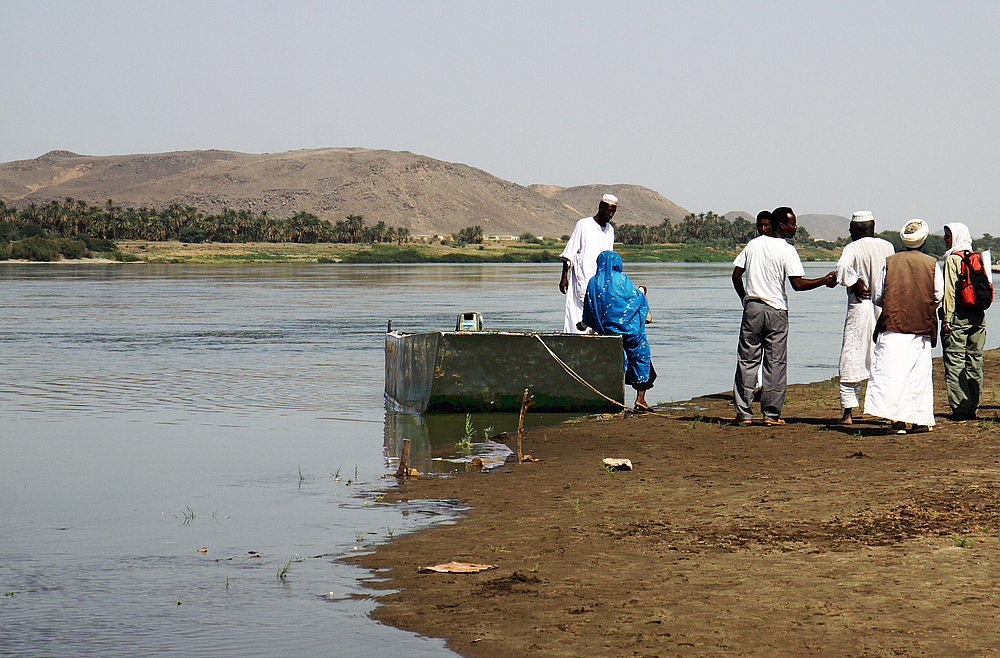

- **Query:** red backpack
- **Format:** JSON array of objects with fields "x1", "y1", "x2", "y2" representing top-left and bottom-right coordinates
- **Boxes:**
[{"x1": 956, "y1": 250, "x2": 993, "y2": 311}]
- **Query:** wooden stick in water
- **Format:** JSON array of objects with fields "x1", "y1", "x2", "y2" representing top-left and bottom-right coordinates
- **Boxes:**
[
  {"x1": 517, "y1": 388, "x2": 534, "y2": 463},
  {"x1": 395, "y1": 438, "x2": 411, "y2": 477}
]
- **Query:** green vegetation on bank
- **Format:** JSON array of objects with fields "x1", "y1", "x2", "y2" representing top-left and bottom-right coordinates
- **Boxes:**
[
  {"x1": 340, "y1": 245, "x2": 561, "y2": 263},
  {"x1": 0, "y1": 198, "x2": 410, "y2": 245},
  {"x1": 2, "y1": 198, "x2": 997, "y2": 263}
]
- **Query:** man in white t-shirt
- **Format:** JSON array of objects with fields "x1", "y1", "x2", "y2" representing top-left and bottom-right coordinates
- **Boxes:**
[
  {"x1": 731, "y1": 207, "x2": 836, "y2": 426},
  {"x1": 559, "y1": 194, "x2": 617, "y2": 333}
]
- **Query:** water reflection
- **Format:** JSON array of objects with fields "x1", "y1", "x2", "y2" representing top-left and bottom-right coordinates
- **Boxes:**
[{"x1": 383, "y1": 403, "x2": 579, "y2": 473}]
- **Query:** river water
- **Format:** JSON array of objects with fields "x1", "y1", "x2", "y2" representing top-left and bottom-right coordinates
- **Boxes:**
[{"x1": 1, "y1": 262, "x2": 993, "y2": 656}]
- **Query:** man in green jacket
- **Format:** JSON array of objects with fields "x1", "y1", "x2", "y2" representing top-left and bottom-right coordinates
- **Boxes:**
[{"x1": 940, "y1": 222, "x2": 987, "y2": 420}]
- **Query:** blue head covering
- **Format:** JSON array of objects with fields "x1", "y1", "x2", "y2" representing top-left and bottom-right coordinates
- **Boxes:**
[{"x1": 582, "y1": 251, "x2": 652, "y2": 386}]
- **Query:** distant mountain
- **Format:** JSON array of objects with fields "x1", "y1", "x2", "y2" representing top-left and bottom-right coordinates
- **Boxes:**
[
  {"x1": 724, "y1": 211, "x2": 755, "y2": 223},
  {"x1": 796, "y1": 214, "x2": 850, "y2": 241},
  {"x1": 528, "y1": 184, "x2": 689, "y2": 226},
  {"x1": 723, "y1": 210, "x2": 849, "y2": 241},
  {"x1": 0, "y1": 148, "x2": 688, "y2": 238}
]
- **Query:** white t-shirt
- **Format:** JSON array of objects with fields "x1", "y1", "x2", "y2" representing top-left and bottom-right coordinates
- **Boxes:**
[{"x1": 733, "y1": 235, "x2": 805, "y2": 311}]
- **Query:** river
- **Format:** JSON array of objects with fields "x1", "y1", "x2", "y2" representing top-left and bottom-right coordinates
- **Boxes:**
[{"x1": 1, "y1": 262, "x2": 992, "y2": 656}]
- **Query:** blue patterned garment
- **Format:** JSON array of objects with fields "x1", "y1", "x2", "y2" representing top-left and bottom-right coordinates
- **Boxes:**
[{"x1": 582, "y1": 250, "x2": 653, "y2": 387}]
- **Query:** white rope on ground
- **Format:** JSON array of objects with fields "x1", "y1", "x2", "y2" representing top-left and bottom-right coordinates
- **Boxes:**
[{"x1": 533, "y1": 334, "x2": 670, "y2": 417}]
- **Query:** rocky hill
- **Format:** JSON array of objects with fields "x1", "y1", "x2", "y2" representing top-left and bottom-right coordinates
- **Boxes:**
[
  {"x1": 528, "y1": 183, "x2": 690, "y2": 226},
  {"x1": 0, "y1": 148, "x2": 690, "y2": 238},
  {"x1": 724, "y1": 210, "x2": 849, "y2": 241}
]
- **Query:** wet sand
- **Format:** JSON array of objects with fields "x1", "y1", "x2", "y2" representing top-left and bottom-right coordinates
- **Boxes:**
[{"x1": 354, "y1": 350, "x2": 1000, "y2": 657}]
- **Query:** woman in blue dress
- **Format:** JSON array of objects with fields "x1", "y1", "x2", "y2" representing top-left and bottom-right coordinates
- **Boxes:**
[{"x1": 582, "y1": 250, "x2": 656, "y2": 411}]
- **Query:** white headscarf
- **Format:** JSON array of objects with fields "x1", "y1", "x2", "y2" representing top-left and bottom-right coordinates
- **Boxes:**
[
  {"x1": 944, "y1": 222, "x2": 973, "y2": 257},
  {"x1": 901, "y1": 219, "x2": 929, "y2": 249},
  {"x1": 601, "y1": 193, "x2": 618, "y2": 206}
]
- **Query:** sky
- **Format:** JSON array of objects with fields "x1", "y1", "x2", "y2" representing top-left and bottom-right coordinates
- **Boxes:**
[{"x1": 2, "y1": 0, "x2": 999, "y2": 236}]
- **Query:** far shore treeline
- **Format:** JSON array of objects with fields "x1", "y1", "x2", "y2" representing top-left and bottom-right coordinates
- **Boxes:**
[{"x1": 1, "y1": 198, "x2": 997, "y2": 263}]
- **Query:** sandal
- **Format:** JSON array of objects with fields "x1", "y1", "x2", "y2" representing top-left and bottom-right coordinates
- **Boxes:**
[
  {"x1": 633, "y1": 403, "x2": 652, "y2": 413},
  {"x1": 732, "y1": 417, "x2": 753, "y2": 426},
  {"x1": 763, "y1": 418, "x2": 785, "y2": 427}
]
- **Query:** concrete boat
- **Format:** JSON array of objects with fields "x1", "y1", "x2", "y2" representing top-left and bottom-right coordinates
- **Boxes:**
[{"x1": 385, "y1": 328, "x2": 624, "y2": 413}]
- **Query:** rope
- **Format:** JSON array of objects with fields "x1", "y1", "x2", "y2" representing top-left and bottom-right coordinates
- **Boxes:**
[{"x1": 533, "y1": 334, "x2": 669, "y2": 417}]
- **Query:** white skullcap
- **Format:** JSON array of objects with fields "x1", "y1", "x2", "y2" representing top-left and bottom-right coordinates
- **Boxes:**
[
  {"x1": 851, "y1": 211, "x2": 874, "y2": 223},
  {"x1": 602, "y1": 194, "x2": 618, "y2": 206},
  {"x1": 901, "y1": 219, "x2": 929, "y2": 248}
]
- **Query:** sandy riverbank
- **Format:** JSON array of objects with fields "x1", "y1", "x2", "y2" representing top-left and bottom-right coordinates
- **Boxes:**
[{"x1": 353, "y1": 350, "x2": 1000, "y2": 657}]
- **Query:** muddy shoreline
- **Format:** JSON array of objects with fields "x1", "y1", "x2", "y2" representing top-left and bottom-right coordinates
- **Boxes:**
[{"x1": 353, "y1": 351, "x2": 1000, "y2": 657}]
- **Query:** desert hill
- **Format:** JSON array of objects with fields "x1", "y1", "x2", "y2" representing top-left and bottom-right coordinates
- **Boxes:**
[
  {"x1": 724, "y1": 211, "x2": 849, "y2": 241},
  {"x1": 0, "y1": 148, "x2": 689, "y2": 238},
  {"x1": 796, "y1": 213, "x2": 850, "y2": 241},
  {"x1": 527, "y1": 183, "x2": 690, "y2": 226}
]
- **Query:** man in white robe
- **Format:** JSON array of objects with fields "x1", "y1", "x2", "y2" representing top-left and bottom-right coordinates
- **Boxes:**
[
  {"x1": 559, "y1": 194, "x2": 617, "y2": 333},
  {"x1": 864, "y1": 219, "x2": 943, "y2": 433},
  {"x1": 835, "y1": 211, "x2": 895, "y2": 424}
]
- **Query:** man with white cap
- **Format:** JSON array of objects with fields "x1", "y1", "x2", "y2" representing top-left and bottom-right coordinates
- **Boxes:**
[
  {"x1": 864, "y1": 219, "x2": 943, "y2": 433},
  {"x1": 834, "y1": 211, "x2": 895, "y2": 424},
  {"x1": 559, "y1": 194, "x2": 617, "y2": 333},
  {"x1": 940, "y1": 222, "x2": 987, "y2": 420}
]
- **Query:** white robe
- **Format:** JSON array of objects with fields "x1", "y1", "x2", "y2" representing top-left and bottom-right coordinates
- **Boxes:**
[
  {"x1": 864, "y1": 332, "x2": 935, "y2": 425},
  {"x1": 836, "y1": 237, "x2": 895, "y2": 383},
  {"x1": 863, "y1": 260, "x2": 944, "y2": 425},
  {"x1": 559, "y1": 217, "x2": 615, "y2": 333}
]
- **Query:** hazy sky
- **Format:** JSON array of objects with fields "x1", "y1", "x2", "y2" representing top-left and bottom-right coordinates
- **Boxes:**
[{"x1": 3, "y1": 1, "x2": 999, "y2": 236}]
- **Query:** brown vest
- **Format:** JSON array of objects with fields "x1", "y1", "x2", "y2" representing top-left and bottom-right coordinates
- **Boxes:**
[{"x1": 878, "y1": 250, "x2": 938, "y2": 338}]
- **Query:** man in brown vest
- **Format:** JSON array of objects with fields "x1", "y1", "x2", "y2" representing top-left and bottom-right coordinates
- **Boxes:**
[{"x1": 864, "y1": 219, "x2": 943, "y2": 433}]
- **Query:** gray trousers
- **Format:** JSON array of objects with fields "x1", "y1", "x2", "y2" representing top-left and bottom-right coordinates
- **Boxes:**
[
  {"x1": 942, "y1": 317, "x2": 986, "y2": 414},
  {"x1": 734, "y1": 300, "x2": 789, "y2": 420}
]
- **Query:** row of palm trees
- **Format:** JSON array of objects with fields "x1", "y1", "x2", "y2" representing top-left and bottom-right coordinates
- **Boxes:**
[
  {"x1": 615, "y1": 211, "x2": 783, "y2": 246},
  {"x1": 0, "y1": 198, "x2": 410, "y2": 244}
]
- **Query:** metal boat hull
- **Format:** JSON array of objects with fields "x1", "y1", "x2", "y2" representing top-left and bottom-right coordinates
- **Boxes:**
[{"x1": 385, "y1": 331, "x2": 624, "y2": 413}]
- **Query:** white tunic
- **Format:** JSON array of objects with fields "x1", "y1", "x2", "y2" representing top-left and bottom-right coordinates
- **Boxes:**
[
  {"x1": 863, "y1": 261, "x2": 944, "y2": 425},
  {"x1": 836, "y1": 237, "x2": 895, "y2": 383},
  {"x1": 560, "y1": 217, "x2": 615, "y2": 333}
]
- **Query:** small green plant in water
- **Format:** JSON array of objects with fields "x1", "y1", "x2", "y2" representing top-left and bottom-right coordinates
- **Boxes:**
[
  {"x1": 277, "y1": 558, "x2": 293, "y2": 580},
  {"x1": 332, "y1": 465, "x2": 342, "y2": 480},
  {"x1": 356, "y1": 532, "x2": 364, "y2": 543},
  {"x1": 457, "y1": 414, "x2": 475, "y2": 451},
  {"x1": 181, "y1": 505, "x2": 196, "y2": 526},
  {"x1": 387, "y1": 526, "x2": 394, "y2": 538}
]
